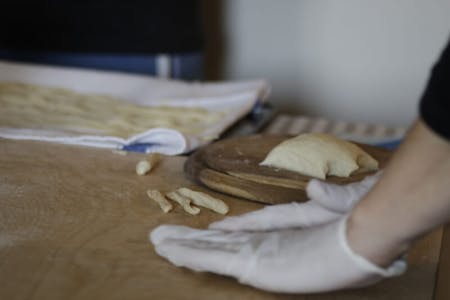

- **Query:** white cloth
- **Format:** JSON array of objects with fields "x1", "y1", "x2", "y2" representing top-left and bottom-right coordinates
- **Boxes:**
[{"x1": 0, "y1": 60, "x2": 270, "y2": 154}]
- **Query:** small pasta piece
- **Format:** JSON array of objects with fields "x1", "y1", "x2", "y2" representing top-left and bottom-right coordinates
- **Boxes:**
[
  {"x1": 147, "y1": 189, "x2": 173, "y2": 213},
  {"x1": 136, "y1": 160, "x2": 151, "y2": 175},
  {"x1": 177, "y1": 188, "x2": 229, "y2": 215},
  {"x1": 136, "y1": 154, "x2": 161, "y2": 176},
  {"x1": 166, "y1": 191, "x2": 200, "y2": 215}
]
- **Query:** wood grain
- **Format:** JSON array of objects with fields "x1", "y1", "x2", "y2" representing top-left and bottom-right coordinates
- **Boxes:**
[
  {"x1": 434, "y1": 223, "x2": 450, "y2": 300},
  {"x1": 0, "y1": 139, "x2": 446, "y2": 300},
  {"x1": 185, "y1": 135, "x2": 392, "y2": 204}
]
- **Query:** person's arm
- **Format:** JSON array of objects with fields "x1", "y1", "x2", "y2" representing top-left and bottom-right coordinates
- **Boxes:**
[{"x1": 348, "y1": 119, "x2": 450, "y2": 267}]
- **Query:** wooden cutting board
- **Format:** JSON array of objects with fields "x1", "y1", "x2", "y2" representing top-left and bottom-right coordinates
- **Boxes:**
[{"x1": 185, "y1": 135, "x2": 392, "y2": 204}]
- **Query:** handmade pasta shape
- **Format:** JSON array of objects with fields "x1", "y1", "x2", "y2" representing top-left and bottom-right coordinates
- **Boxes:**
[
  {"x1": 136, "y1": 160, "x2": 151, "y2": 175},
  {"x1": 147, "y1": 189, "x2": 173, "y2": 213},
  {"x1": 176, "y1": 188, "x2": 229, "y2": 215},
  {"x1": 166, "y1": 191, "x2": 200, "y2": 215},
  {"x1": 136, "y1": 153, "x2": 161, "y2": 176}
]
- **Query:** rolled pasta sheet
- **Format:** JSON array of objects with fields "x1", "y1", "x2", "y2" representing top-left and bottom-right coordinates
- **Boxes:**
[{"x1": 176, "y1": 188, "x2": 229, "y2": 215}]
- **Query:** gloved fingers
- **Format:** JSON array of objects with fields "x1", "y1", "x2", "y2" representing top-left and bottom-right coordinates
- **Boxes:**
[
  {"x1": 150, "y1": 225, "x2": 254, "y2": 277},
  {"x1": 306, "y1": 172, "x2": 381, "y2": 213},
  {"x1": 306, "y1": 180, "x2": 358, "y2": 213},
  {"x1": 209, "y1": 201, "x2": 342, "y2": 231},
  {"x1": 360, "y1": 171, "x2": 382, "y2": 188},
  {"x1": 151, "y1": 224, "x2": 252, "y2": 246}
]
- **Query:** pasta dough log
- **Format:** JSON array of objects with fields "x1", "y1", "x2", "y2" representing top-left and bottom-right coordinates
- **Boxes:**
[
  {"x1": 166, "y1": 191, "x2": 201, "y2": 215},
  {"x1": 176, "y1": 188, "x2": 229, "y2": 215}
]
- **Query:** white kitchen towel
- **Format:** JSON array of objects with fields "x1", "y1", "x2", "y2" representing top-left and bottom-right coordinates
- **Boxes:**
[{"x1": 0, "y1": 60, "x2": 270, "y2": 154}]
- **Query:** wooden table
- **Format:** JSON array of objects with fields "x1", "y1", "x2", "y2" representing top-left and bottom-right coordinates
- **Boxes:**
[{"x1": 0, "y1": 139, "x2": 448, "y2": 300}]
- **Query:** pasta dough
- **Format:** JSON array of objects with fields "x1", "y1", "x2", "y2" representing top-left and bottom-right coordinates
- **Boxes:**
[
  {"x1": 260, "y1": 133, "x2": 378, "y2": 179},
  {"x1": 147, "y1": 190, "x2": 173, "y2": 213},
  {"x1": 176, "y1": 187, "x2": 229, "y2": 215},
  {"x1": 0, "y1": 82, "x2": 224, "y2": 138},
  {"x1": 166, "y1": 191, "x2": 201, "y2": 215},
  {"x1": 136, "y1": 154, "x2": 160, "y2": 175}
]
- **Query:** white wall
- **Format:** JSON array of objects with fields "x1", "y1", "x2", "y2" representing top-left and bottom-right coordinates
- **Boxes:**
[{"x1": 222, "y1": 0, "x2": 450, "y2": 126}]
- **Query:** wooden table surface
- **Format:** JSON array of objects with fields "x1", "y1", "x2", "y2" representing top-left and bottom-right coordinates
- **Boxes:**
[{"x1": 0, "y1": 139, "x2": 448, "y2": 300}]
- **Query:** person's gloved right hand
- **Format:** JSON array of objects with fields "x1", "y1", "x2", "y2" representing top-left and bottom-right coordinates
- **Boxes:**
[
  {"x1": 151, "y1": 214, "x2": 406, "y2": 294},
  {"x1": 210, "y1": 172, "x2": 381, "y2": 231},
  {"x1": 150, "y1": 171, "x2": 409, "y2": 294}
]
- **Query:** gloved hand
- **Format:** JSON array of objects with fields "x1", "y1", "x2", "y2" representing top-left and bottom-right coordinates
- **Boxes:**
[
  {"x1": 150, "y1": 215, "x2": 406, "y2": 293},
  {"x1": 150, "y1": 172, "x2": 406, "y2": 293},
  {"x1": 210, "y1": 172, "x2": 381, "y2": 231}
]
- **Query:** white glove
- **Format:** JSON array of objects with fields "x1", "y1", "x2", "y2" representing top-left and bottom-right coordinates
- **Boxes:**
[
  {"x1": 150, "y1": 216, "x2": 406, "y2": 294},
  {"x1": 210, "y1": 172, "x2": 381, "y2": 231}
]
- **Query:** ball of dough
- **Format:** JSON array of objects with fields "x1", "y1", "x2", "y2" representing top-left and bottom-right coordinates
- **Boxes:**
[{"x1": 260, "y1": 133, "x2": 378, "y2": 179}]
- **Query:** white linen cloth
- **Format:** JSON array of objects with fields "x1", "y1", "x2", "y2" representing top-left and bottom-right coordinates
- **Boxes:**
[{"x1": 0, "y1": 60, "x2": 270, "y2": 154}]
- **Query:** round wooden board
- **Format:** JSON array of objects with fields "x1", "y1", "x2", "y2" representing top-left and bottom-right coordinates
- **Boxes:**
[{"x1": 185, "y1": 134, "x2": 392, "y2": 204}]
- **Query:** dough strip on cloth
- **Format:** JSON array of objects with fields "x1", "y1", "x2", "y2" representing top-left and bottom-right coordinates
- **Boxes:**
[{"x1": 0, "y1": 79, "x2": 263, "y2": 154}]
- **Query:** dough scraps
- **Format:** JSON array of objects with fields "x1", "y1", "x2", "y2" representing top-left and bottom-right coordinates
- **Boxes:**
[
  {"x1": 176, "y1": 187, "x2": 229, "y2": 215},
  {"x1": 147, "y1": 190, "x2": 173, "y2": 213}
]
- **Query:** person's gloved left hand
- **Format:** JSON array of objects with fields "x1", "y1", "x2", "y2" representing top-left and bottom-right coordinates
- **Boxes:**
[{"x1": 150, "y1": 215, "x2": 406, "y2": 294}]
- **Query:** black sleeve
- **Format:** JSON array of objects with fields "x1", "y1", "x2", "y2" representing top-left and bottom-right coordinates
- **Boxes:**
[{"x1": 419, "y1": 38, "x2": 450, "y2": 140}]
